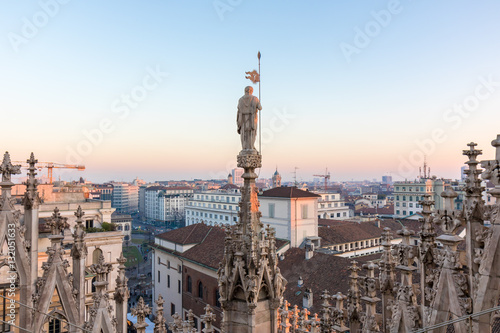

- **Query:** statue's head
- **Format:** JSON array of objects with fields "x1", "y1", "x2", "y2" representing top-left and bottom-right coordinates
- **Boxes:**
[{"x1": 245, "y1": 86, "x2": 253, "y2": 95}]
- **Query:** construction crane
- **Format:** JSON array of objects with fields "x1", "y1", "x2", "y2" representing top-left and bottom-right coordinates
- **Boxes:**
[
  {"x1": 14, "y1": 161, "x2": 85, "y2": 184},
  {"x1": 313, "y1": 168, "x2": 330, "y2": 191}
]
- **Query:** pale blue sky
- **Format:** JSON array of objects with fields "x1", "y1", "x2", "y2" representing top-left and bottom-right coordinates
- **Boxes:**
[{"x1": 2, "y1": 1, "x2": 500, "y2": 183}]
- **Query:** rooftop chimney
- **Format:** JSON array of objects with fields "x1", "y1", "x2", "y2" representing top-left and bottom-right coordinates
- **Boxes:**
[
  {"x1": 305, "y1": 240, "x2": 314, "y2": 260},
  {"x1": 303, "y1": 288, "x2": 313, "y2": 309}
]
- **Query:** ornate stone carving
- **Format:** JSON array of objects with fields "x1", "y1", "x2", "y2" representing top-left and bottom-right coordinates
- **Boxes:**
[
  {"x1": 0, "y1": 152, "x2": 21, "y2": 183},
  {"x1": 153, "y1": 295, "x2": 167, "y2": 333},
  {"x1": 22, "y1": 152, "x2": 41, "y2": 209},
  {"x1": 236, "y1": 152, "x2": 262, "y2": 169}
]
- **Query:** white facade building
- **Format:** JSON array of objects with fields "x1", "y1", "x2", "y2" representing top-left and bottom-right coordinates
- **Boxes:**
[
  {"x1": 393, "y1": 179, "x2": 464, "y2": 218},
  {"x1": 393, "y1": 180, "x2": 433, "y2": 218},
  {"x1": 231, "y1": 168, "x2": 244, "y2": 186},
  {"x1": 152, "y1": 237, "x2": 184, "y2": 325},
  {"x1": 145, "y1": 186, "x2": 193, "y2": 222},
  {"x1": 185, "y1": 184, "x2": 241, "y2": 226},
  {"x1": 361, "y1": 193, "x2": 387, "y2": 208},
  {"x1": 313, "y1": 192, "x2": 350, "y2": 220},
  {"x1": 111, "y1": 182, "x2": 139, "y2": 214},
  {"x1": 260, "y1": 187, "x2": 320, "y2": 248}
]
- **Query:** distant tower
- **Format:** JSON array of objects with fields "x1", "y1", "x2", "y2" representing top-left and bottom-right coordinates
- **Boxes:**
[
  {"x1": 228, "y1": 173, "x2": 233, "y2": 184},
  {"x1": 272, "y1": 168, "x2": 281, "y2": 188}
]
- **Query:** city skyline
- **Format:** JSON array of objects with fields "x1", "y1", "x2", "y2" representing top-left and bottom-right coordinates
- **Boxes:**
[{"x1": 2, "y1": 1, "x2": 500, "y2": 183}]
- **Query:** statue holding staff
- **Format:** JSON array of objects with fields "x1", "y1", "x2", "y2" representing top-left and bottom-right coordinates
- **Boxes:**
[{"x1": 237, "y1": 86, "x2": 262, "y2": 151}]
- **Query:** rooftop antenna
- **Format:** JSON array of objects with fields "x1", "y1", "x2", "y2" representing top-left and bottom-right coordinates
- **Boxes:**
[
  {"x1": 423, "y1": 155, "x2": 428, "y2": 179},
  {"x1": 293, "y1": 167, "x2": 299, "y2": 187}
]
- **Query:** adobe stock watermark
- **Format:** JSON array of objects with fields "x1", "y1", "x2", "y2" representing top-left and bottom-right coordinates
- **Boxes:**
[
  {"x1": 209, "y1": 106, "x2": 295, "y2": 179},
  {"x1": 397, "y1": 75, "x2": 499, "y2": 179},
  {"x1": 213, "y1": 0, "x2": 243, "y2": 21},
  {"x1": 339, "y1": 0, "x2": 403, "y2": 63},
  {"x1": 6, "y1": 223, "x2": 17, "y2": 325},
  {"x1": 66, "y1": 66, "x2": 168, "y2": 165},
  {"x1": 7, "y1": 0, "x2": 71, "y2": 53}
]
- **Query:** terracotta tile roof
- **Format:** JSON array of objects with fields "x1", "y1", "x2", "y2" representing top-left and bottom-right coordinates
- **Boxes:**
[
  {"x1": 155, "y1": 223, "x2": 215, "y2": 245},
  {"x1": 144, "y1": 186, "x2": 167, "y2": 191},
  {"x1": 145, "y1": 186, "x2": 193, "y2": 192},
  {"x1": 319, "y1": 221, "x2": 384, "y2": 245},
  {"x1": 154, "y1": 224, "x2": 289, "y2": 269},
  {"x1": 261, "y1": 187, "x2": 321, "y2": 198},
  {"x1": 181, "y1": 227, "x2": 227, "y2": 269},
  {"x1": 379, "y1": 219, "x2": 421, "y2": 234},
  {"x1": 220, "y1": 183, "x2": 240, "y2": 190},
  {"x1": 318, "y1": 219, "x2": 423, "y2": 246},
  {"x1": 318, "y1": 219, "x2": 347, "y2": 227},
  {"x1": 355, "y1": 204, "x2": 394, "y2": 215},
  {"x1": 278, "y1": 248, "x2": 375, "y2": 314}
]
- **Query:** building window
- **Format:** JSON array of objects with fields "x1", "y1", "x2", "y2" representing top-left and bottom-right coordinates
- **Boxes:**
[
  {"x1": 167, "y1": 275, "x2": 170, "y2": 288},
  {"x1": 158, "y1": 257, "x2": 161, "y2": 265},
  {"x1": 269, "y1": 203, "x2": 275, "y2": 218},
  {"x1": 301, "y1": 205, "x2": 308, "y2": 219},
  {"x1": 167, "y1": 261, "x2": 171, "y2": 269},
  {"x1": 396, "y1": 210, "x2": 400, "y2": 215},
  {"x1": 198, "y1": 281, "x2": 204, "y2": 299},
  {"x1": 178, "y1": 280, "x2": 181, "y2": 294},
  {"x1": 171, "y1": 303, "x2": 176, "y2": 315},
  {"x1": 158, "y1": 271, "x2": 160, "y2": 283},
  {"x1": 187, "y1": 276, "x2": 192, "y2": 293},
  {"x1": 86, "y1": 219, "x2": 94, "y2": 229},
  {"x1": 92, "y1": 248, "x2": 103, "y2": 264},
  {"x1": 178, "y1": 265, "x2": 181, "y2": 273},
  {"x1": 48, "y1": 317, "x2": 62, "y2": 333}
]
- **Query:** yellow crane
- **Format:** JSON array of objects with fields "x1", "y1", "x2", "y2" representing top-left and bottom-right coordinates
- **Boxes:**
[
  {"x1": 14, "y1": 161, "x2": 85, "y2": 184},
  {"x1": 313, "y1": 168, "x2": 330, "y2": 191}
]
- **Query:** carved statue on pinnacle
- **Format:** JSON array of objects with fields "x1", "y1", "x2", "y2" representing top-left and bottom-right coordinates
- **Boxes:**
[{"x1": 237, "y1": 86, "x2": 262, "y2": 152}]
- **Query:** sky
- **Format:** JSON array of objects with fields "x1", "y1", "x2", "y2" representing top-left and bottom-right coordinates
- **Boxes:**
[{"x1": 1, "y1": 0, "x2": 500, "y2": 183}]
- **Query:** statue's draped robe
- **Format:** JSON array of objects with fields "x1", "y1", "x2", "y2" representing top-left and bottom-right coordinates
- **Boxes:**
[{"x1": 237, "y1": 94, "x2": 261, "y2": 150}]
